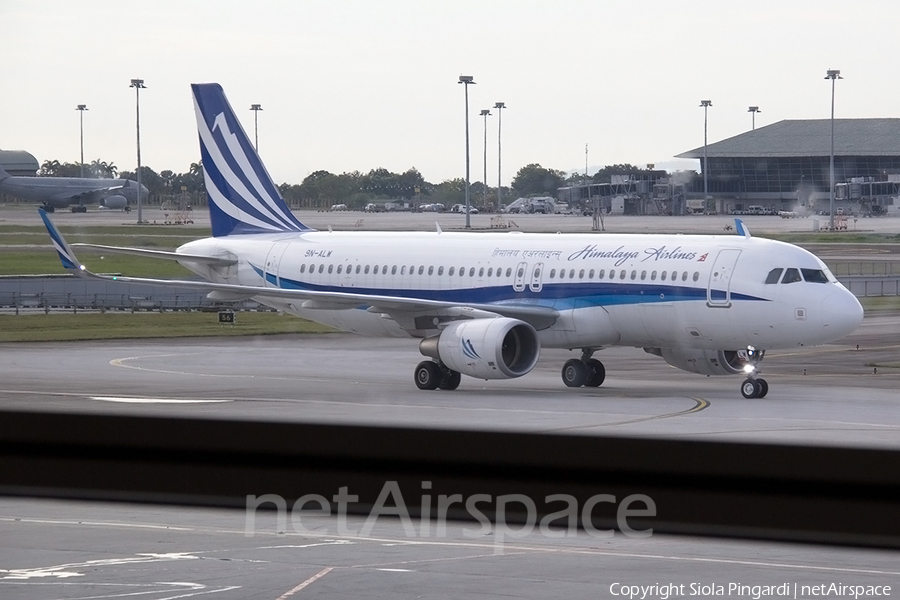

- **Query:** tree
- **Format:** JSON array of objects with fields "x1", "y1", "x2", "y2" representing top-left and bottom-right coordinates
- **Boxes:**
[
  {"x1": 592, "y1": 164, "x2": 655, "y2": 184},
  {"x1": 510, "y1": 164, "x2": 566, "y2": 197}
]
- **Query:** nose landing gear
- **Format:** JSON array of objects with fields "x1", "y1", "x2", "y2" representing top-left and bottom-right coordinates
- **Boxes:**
[{"x1": 739, "y1": 346, "x2": 768, "y2": 398}]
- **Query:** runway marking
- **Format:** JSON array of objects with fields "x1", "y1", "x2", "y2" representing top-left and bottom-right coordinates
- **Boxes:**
[
  {"x1": 275, "y1": 567, "x2": 334, "y2": 599},
  {"x1": 0, "y1": 552, "x2": 198, "y2": 580},
  {"x1": 91, "y1": 396, "x2": 233, "y2": 404},
  {"x1": 6, "y1": 514, "x2": 900, "y2": 578},
  {"x1": 543, "y1": 397, "x2": 710, "y2": 432},
  {"x1": 0, "y1": 516, "x2": 193, "y2": 531}
]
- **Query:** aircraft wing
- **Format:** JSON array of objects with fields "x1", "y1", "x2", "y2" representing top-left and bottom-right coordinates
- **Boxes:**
[
  {"x1": 71, "y1": 243, "x2": 237, "y2": 266},
  {"x1": 40, "y1": 209, "x2": 559, "y2": 331},
  {"x1": 47, "y1": 182, "x2": 128, "y2": 204}
]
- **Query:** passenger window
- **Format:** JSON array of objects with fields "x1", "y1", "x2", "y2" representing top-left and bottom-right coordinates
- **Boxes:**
[
  {"x1": 392, "y1": 265, "x2": 397, "y2": 275},
  {"x1": 640, "y1": 270, "x2": 647, "y2": 280},
  {"x1": 448, "y1": 267, "x2": 455, "y2": 276},
  {"x1": 651, "y1": 271, "x2": 657, "y2": 280},
  {"x1": 506, "y1": 268, "x2": 512, "y2": 277},
  {"x1": 589, "y1": 269, "x2": 595, "y2": 278},
  {"x1": 487, "y1": 268, "x2": 493, "y2": 277},
  {"x1": 570, "y1": 269, "x2": 576, "y2": 278},
  {"x1": 428, "y1": 266, "x2": 434, "y2": 276},
  {"x1": 300, "y1": 264, "x2": 306, "y2": 274},
  {"x1": 373, "y1": 265, "x2": 380, "y2": 275},
  {"x1": 470, "y1": 267, "x2": 476, "y2": 277},
  {"x1": 620, "y1": 271, "x2": 626, "y2": 280},
  {"x1": 682, "y1": 272, "x2": 688, "y2": 281},
  {"x1": 801, "y1": 268, "x2": 829, "y2": 283},
  {"x1": 418, "y1": 266, "x2": 425, "y2": 275},
  {"x1": 401, "y1": 266, "x2": 407, "y2": 275},
  {"x1": 355, "y1": 265, "x2": 361, "y2": 274},
  {"x1": 765, "y1": 268, "x2": 783, "y2": 284},
  {"x1": 478, "y1": 268, "x2": 484, "y2": 277},
  {"x1": 630, "y1": 271, "x2": 637, "y2": 280},
  {"x1": 559, "y1": 270, "x2": 566, "y2": 280},
  {"x1": 579, "y1": 269, "x2": 585, "y2": 279},
  {"x1": 609, "y1": 270, "x2": 615, "y2": 279},
  {"x1": 671, "y1": 271, "x2": 677, "y2": 281},
  {"x1": 661, "y1": 271, "x2": 667, "y2": 281},
  {"x1": 598, "y1": 269, "x2": 605, "y2": 279},
  {"x1": 438, "y1": 266, "x2": 444, "y2": 276},
  {"x1": 693, "y1": 271, "x2": 699, "y2": 282},
  {"x1": 549, "y1": 269, "x2": 556, "y2": 278},
  {"x1": 337, "y1": 265, "x2": 343, "y2": 274},
  {"x1": 364, "y1": 265, "x2": 370, "y2": 274},
  {"x1": 318, "y1": 264, "x2": 325, "y2": 274},
  {"x1": 517, "y1": 267, "x2": 524, "y2": 278},
  {"x1": 328, "y1": 264, "x2": 333, "y2": 274},
  {"x1": 782, "y1": 268, "x2": 802, "y2": 284}
]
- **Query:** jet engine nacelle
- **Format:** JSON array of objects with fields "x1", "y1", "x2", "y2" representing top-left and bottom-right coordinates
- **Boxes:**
[
  {"x1": 419, "y1": 318, "x2": 540, "y2": 380},
  {"x1": 646, "y1": 347, "x2": 746, "y2": 376},
  {"x1": 101, "y1": 195, "x2": 128, "y2": 209}
]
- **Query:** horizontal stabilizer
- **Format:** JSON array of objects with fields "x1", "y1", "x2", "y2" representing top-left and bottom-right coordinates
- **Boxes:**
[{"x1": 71, "y1": 243, "x2": 237, "y2": 266}]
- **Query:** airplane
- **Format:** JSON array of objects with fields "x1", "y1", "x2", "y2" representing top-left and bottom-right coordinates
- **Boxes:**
[
  {"x1": 0, "y1": 165, "x2": 147, "y2": 213},
  {"x1": 38, "y1": 82, "x2": 864, "y2": 398}
]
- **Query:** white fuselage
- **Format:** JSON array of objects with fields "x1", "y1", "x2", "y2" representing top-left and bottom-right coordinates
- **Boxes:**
[{"x1": 175, "y1": 230, "x2": 863, "y2": 353}]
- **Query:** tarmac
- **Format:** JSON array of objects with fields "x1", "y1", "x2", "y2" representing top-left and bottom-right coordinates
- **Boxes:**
[{"x1": 1, "y1": 312, "x2": 899, "y2": 598}]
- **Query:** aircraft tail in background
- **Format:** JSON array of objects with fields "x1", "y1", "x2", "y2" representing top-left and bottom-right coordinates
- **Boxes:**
[{"x1": 191, "y1": 83, "x2": 311, "y2": 237}]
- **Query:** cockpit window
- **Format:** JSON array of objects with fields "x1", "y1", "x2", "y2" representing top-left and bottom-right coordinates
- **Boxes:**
[
  {"x1": 765, "y1": 268, "x2": 783, "y2": 284},
  {"x1": 781, "y1": 268, "x2": 802, "y2": 284},
  {"x1": 801, "y1": 268, "x2": 829, "y2": 283}
]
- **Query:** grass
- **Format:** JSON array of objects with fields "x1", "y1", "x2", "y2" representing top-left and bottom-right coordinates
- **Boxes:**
[
  {"x1": 0, "y1": 248, "x2": 195, "y2": 277},
  {"x1": 0, "y1": 311, "x2": 335, "y2": 342},
  {"x1": 858, "y1": 296, "x2": 900, "y2": 313},
  {"x1": 763, "y1": 232, "x2": 900, "y2": 244}
]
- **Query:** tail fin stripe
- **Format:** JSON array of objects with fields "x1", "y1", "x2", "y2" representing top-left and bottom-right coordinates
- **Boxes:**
[
  {"x1": 194, "y1": 99, "x2": 298, "y2": 231},
  {"x1": 204, "y1": 172, "x2": 288, "y2": 233},
  {"x1": 210, "y1": 112, "x2": 299, "y2": 229}
]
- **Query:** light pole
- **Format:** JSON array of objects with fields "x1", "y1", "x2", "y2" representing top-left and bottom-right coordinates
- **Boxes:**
[
  {"x1": 250, "y1": 104, "x2": 263, "y2": 151},
  {"x1": 130, "y1": 79, "x2": 146, "y2": 224},
  {"x1": 494, "y1": 101, "x2": 505, "y2": 212},
  {"x1": 700, "y1": 100, "x2": 712, "y2": 213},
  {"x1": 748, "y1": 105, "x2": 761, "y2": 130},
  {"x1": 459, "y1": 75, "x2": 475, "y2": 228},
  {"x1": 480, "y1": 109, "x2": 491, "y2": 210},
  {"x1": 825, "y1": 69, "x2": 842, "y2": 230},
  {"x1": 76, "y1": 105, "x2": 88, "y2": 178}
]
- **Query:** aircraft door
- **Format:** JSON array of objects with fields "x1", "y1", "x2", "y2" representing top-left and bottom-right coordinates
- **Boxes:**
[
  {"x1": 263, "y1": 241, "x2": 291, "y2": 288},
  {"x1": 513, "y1": 261, "x2": 528, "y2": 292},
  {"x1": 706, "y1": 248, "x2": 742, "y2": 308},
  {"x1": 529, "y1": 262, "x2": 544, "y2": 293}
]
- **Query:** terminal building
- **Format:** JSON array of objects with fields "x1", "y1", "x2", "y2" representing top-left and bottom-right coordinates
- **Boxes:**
[
  {"x1": 678, "y1": 118, "x2": 900, "y2": 216},
  {"x1": 0, "y1": 149, "x2": 39, "y2": 176},
  {"x1": 559, "y1": 120, "x2": 900, "y2": 217}
]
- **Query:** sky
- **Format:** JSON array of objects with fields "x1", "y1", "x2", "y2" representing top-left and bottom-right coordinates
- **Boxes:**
[{"x1": 2, "y1": 0, "x2": 899, "y2": 187}]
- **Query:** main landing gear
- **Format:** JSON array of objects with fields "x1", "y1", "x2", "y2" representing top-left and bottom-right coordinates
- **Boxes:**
[
  {"x1": 561, "y1": 349, "x2": 606, "y2": 388},
  {"x1": 739, "y1": 346, "x2": 768, "y2": 398},
  {"x1": 414, "y1": 361, "x2": 461, "y2": 391}
]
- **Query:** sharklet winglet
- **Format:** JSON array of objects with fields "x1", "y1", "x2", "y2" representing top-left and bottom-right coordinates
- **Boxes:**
[{"x1": 39, "y1": 208, "x2": 87, "y2": 274}]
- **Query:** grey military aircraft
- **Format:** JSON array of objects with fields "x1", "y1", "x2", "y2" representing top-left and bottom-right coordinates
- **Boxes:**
[{"x1": 0, "y1": 165, "x2": 146, "y2": 212}]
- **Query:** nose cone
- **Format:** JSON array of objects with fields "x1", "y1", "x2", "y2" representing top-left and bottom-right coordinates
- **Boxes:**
[{"x1": 821, "y1": 287, "x2": 864, "y2": 340}]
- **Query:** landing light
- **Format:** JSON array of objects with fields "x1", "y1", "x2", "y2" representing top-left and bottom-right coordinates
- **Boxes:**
[{"x1": 743, "y1": 364, "x2": 755, "y2": 374}]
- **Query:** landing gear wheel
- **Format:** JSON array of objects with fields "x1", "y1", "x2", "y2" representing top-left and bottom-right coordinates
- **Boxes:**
[
  {"x1": 414, "y1": 361, "x2": 441, "y2": 390},
  {"x1": 756, "y1": 378, "x2": 768, "y2": 398},
  {"x1": 562, "y1": 359, "x2": 588, "y2": 387},
  {"x1": 438, "y1": 370, "x2": 462, "y2": 391},
  {"x1": 741, "y1": 379, "x2": 762, "y2": 399},
  {"x1": 584, "y1": 358, "x2": 606, "y2": 387}
]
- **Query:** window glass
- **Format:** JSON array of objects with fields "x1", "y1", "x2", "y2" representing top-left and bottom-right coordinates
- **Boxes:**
[
  {"x1": 559, "y1": 270, "x2": 566, "y2": 280},
  {"x1": 671, "y1": 271, "x2": 677, "y2": 281},
  {"x1": 373, "y1": 265, "x2": 379, "y2": 275},
  {"x1": 392, "y1": 265, "x2": 397, "y2": 275},
  {"x1": 598, "y1": 269, "x2": 605, "y2": 279},
  {"x1": 300, "y1": 264, "x2": 306, "y2": 274},
  {"x1": 506, "y1": 268, "x2": 512, "y2": 277},
  {"x1": 364, "y1": 265, "x2": 370, "y2": 274},
  {"x1": 318, "y1": 264, "x2": 325, "y2": 274},
  {"x1": 487, "y1": 268, "x2": 493, "y2": 277},
  {"x1": 418, "y1": 266, "x2": 425, "y2": 275},
  {"x1": 693, "y1": 271, "x2": 700, "y2": 282},
  {"x1": 469, "y1": 267, "x2": 476, "y2": 277},
  {"x1": 765, "y1": 268, "x2": 783, "y2": 284},
  {"x1": 589, "y1": 269, "x2": 595, "y2": 278},
  {"x1": 355, "y1": 265, "x2": 361, "y2": 274},
  {"x1": 579, "y1": 269, "x2": 585, "y2": 279},
  {"x1": 327, "y1": 264, "x2": 333, "y2": 274},
  {"x1": 782, "y1": 268, "x2": 802, "y2": 284},
  {"x1": 630, "y1": 270, "x2": 637, "y2": 280},
  {"x1": 661, "y1": 271, "x2": 667, "y2": 281},
  {"x1": 609, "y1": 270, "x2": 615, "y2": 279},
  {"x1": 449, "y1": 267, "x2": 455, "y2": 276},
  {"x1": 549, "y1": 269, "x2": 556, "y2": 278},
  {"x1": 682, "y1": 271, "x2": 688, "y2": 281},
  {"x1": 401, "y1": 266, "x2": 407, "y2": 275},
  {"x1": 801, "y1": 268, "x2": 829, "y2": 283},
  {"x1": 478, "y1": 268, "x2": 484, "y2": 277},
  {"x1": 640, "y1": 270, "x2": 647, "y2": 280},
  {"x1": 651, "y1": 271, "x2": 657, "y2": 281},
  {"x1": 438, "y1": 266, "x2": 444, "y2": 276},
  {"x1": 337, "y1": 265, "x2": 343, "y2": 274},
  {"x1": 428, "y1": 266, "x2": 434, "y2": 276},
  {"x1": 619, "y1": 270, "x2": 626, "y2": 280},
  {"x1": 568, "y1": 269, "x2": 575, "y2": 279}
]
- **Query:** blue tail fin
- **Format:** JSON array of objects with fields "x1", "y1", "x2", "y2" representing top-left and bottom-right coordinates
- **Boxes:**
[{"x1": 191, "y1": 83, "x2": 311, "y2": 237}]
